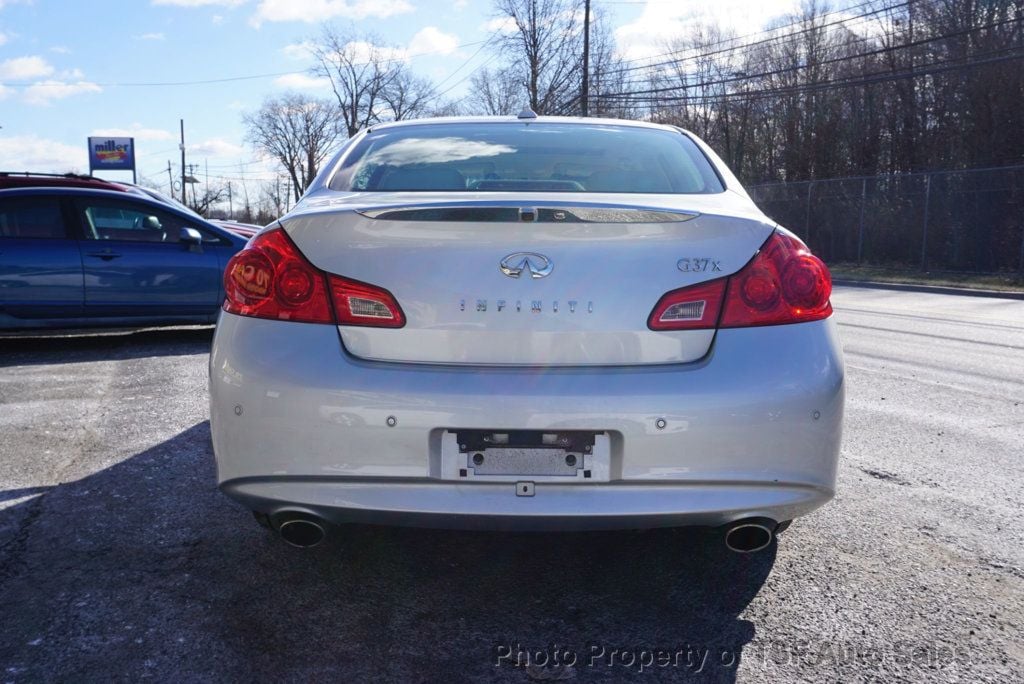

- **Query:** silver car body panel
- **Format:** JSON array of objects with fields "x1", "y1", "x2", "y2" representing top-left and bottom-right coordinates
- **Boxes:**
[{"x1": 210, "y1": 313, "x2": 844, "y2": 530}]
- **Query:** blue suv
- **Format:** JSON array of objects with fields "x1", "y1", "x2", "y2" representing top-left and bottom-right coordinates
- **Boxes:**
[{"x1": 0, "y1": 185, "x2": 249, "y2": 330}]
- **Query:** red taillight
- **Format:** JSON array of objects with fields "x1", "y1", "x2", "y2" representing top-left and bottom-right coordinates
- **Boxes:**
[
  {"x1": 647, "y1": 231, "x2": 831, "y2": 330},
  {"x1": 223, "y1": 228, "x2": 405, "y2": 327},
  {"x1": 720, "y1": 231, "x2": 831, "y2": 328}
]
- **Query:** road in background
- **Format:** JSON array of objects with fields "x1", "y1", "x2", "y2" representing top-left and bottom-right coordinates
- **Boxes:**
[{"x1": 0, "y1": 288, "x2": 1021, "y2": 681}]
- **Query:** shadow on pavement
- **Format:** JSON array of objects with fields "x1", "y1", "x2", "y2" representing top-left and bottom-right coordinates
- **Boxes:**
[
  {"x1": 0, "y1": 327, "x2": 214, "y2": 367},
  {"x1": 0, "y1": 422, "x2": 774, "y2": 681}
]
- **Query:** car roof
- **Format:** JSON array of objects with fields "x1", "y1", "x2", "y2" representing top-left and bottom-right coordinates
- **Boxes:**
[
  {"x1": 365, "y1": 115, "x2": 684, "y2": 134},
  {"x1": 0, "y1": 186, "x2": 243, "y2": 242},
  {"x1": 0, "y1": 172, "x2": 128, "y2": 192}
]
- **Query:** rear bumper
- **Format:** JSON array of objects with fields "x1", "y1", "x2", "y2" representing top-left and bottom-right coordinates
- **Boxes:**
[
  {"x1": 210, "y1": 313, "x2": 844, "y2": 531},
  {"x1": 222, "y1": 479, "x2": 831, "y2": 531}
]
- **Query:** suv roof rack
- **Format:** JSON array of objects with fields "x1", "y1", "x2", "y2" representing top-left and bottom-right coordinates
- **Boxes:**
[{"x1": 0, "y1": 171, "x2": 101, "y2": 179}]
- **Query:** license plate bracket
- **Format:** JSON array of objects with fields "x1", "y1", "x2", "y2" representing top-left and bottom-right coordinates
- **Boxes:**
[{"x1": 449, "y1": 430, "x2": 602, "y2": 479}]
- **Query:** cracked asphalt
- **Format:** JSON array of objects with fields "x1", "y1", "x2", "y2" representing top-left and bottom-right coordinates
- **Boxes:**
[{"x1": 0, "y1": 287, "x2": 1022, "y2": 682}]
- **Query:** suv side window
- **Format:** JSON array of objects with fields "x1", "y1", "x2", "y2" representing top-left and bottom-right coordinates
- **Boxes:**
[
  {"x1": 0, "y1": 197, "x2": 68, "y2": 239},
  {"x1": 77, "y1": 199, "x2": 224, "y2": 244}
]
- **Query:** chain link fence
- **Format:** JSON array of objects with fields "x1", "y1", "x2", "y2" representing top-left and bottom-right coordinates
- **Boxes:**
[{"x1": 747, "y1": 165, "x2": 1024, "y2": 274}]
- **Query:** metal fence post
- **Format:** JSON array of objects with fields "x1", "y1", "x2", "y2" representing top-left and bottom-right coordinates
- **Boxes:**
[
  {"x1": 920, "y1": 173, "x2": 931, "y2": 271},
  {"x1": 1019, "y1": 170, "x2": 1024, "y2": 275},
  {"x1": 1019, "y1": 226, "x2": 1024, "y2": 275},
  {"x1": 857, "y1": 177, "x2": 867, "y2": 263},
  {"x1": 805, "y1": 181, "x2": 813, "y2": 244}
]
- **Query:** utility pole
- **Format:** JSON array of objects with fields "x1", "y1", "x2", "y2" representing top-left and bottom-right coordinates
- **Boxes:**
[
  {"x1": 179, "y1": 119, "x2": 186, "y2": 205},
  {"x1": 581, "y1": 0, "x2": 591, "y2": 117},
  {"x1": 189, "y1": 164, "x2": 200, "y2": 208},
  {"x1": 166, "y1": 161, "x2": 173, "y2": 197},
  {"x1": 227, "y1": 181, "x2": 233, "y2": 219}
]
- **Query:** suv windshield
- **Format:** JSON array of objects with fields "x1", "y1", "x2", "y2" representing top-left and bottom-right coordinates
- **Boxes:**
[{"x1": 330, "y1": 122, "x2": 724, "y2": 194}]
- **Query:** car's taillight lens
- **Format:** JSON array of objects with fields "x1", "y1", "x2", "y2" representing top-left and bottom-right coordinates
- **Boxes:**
[
  {"x1": 647, "y1": 231, "x2": 831, "y2": 330},
  {"x1": 329, "y1": 276, "x2": 406, "y2": 328},
  {"x1": 223, "y1": 228, "x2": 405, "y2": 327},
  {"x1": 648, "y1": 278, "x2": 727, "y2": 330},
  {"x1": 720, "y1": 231, "x2": 831, "y2": 328}
]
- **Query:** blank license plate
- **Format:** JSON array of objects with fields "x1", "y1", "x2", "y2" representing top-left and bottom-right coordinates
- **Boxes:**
[{"x1": 467, "y1": 447, "x2": 582, "y2": 476}]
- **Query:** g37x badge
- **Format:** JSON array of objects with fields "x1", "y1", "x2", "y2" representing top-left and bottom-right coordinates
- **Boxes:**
[{"x1": 677, "y1": 258, "x2": 722, "y2": 273}]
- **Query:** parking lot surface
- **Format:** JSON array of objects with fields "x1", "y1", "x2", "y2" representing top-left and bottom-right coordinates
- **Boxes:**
[{"x1": 1, "y1": 287, "x2": 1022, "y2": 682}]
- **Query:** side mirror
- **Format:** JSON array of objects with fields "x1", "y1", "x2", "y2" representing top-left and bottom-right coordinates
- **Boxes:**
[{"x1": 180, "y1": 227, "x2": 203, "y2": 252}]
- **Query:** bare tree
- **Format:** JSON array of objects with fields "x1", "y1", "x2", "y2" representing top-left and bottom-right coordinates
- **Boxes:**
[
  {"x1": 312, "y1": 27, "x2": 431, "y2": 136},
  {"x1": 189, "y1": 183, "x2": 227, "y2": 217},
  {"x1": 466, "y1": 66, "x2": 525, "y2": 115},
  {"x1": 493, "y1": 0, "x2": 584, "y2": 114},
  {"x1": 381, "y1": 70, "x2": 437, "y2": 121},
  {"x1": 243, "y1": 93, "x2": 343, "y2": 202}
]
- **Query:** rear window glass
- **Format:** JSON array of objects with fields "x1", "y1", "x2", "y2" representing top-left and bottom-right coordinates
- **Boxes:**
[
  {"x1": 330, "y1": 123, "x2": 724, "y2": 194},
  {"x1": 0, "y1": 197, "x2": 66, "y2": 239}
]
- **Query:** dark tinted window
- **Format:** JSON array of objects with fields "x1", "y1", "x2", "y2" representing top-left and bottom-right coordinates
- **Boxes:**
[
  {"x1": 0, "y1": 197, "x2": 67, "y2": 239},
  {"x1": 78, "y1": 200, "x2": 223, "y2": 244},
  {"x1": 330, "y1": 123, "x2": 724, "y2": 194}
]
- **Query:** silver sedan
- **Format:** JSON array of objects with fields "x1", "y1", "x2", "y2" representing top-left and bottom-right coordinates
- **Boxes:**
[{"x1": 209, "y1": 115, "x2": 844, "y2": 552}]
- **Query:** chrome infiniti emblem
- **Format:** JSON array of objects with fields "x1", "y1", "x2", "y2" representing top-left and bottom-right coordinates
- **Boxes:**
[{"x1": 500, "y1": 252, "x2": 553, "y2": 279}]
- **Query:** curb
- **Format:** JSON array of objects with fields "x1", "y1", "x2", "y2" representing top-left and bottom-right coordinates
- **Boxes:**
[{"x1": 833, "y1": 279, "x2": 1024, "y2": 300}]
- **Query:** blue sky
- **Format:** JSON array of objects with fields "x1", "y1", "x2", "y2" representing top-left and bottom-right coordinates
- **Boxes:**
[{"x1": 0, "y1": 0, "x2": 801, "y2": 196}]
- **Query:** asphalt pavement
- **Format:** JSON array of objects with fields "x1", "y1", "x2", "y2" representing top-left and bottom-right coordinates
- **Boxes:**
[{"x1": 0, "y1": 287, "x2": 1021, "y2": 682}]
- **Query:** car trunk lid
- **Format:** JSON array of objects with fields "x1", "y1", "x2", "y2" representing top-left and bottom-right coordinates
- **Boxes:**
[{"x1": 282, "y1": 194, "x2": 775, "y2": 366}]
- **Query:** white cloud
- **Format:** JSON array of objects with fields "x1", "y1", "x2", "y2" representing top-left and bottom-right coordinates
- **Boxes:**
[
  {"x1": 408, "y1": 27, "x2": 459, "y2": 58},
  {"x1": 482, "y1": 17, "x2": 516, "y2": 34},
  {"x1": 152, "y1": 0, "x2": 245, "y2": 6},
  {"x1": 0, "y1": 32, "x2": 8, "y2": 47},
  {"x1": 453, "y1": 0, "x2": 467, "y2": 7},
  {"x1": 281, "y1": 40, "x2": 316, "y2": 60},
  {"x1": 134, "y1": 32, "x2": 166, "y2": 41},
  {"x1": 0, "y1": 134, "x2": 89, "y2": 173},
  {"x1": 50, "y1": 45, "x2": 71, "y2": 54},
  {"x1": 273, "y1": 72, "x2": 331, "y2": 91},
  {"x1": 23, "y1": 80, "x2": 102, "y2": 106},
  {"x1": 212, "y1": 14, "x2": 224, "y2": 24},
  {"x1": 615, "y1": 0, "x2": 800, "y2": 62},
  {"x1": 250, "y1": 0, "x2": 413, "y2": 26},
  {"x1": 0, "y1": 56, "x2": 54, "y2": 81},
  {"x1": 344, "y1": 40, "x2": 406, "y2": 65},
  {"x1": 91, "y1": 124, "x2": 175, "y2": 142},
  {"x1": 0, "y1": 83, "x2": 11, "y2": 100},
  {"x1": 190, "y1": 138, "x2": 246, "y2": 157}
]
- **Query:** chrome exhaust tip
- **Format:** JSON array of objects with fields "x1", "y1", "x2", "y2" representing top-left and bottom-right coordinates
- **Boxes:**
[
  {"x1": 724, "y1": 520, "x2": 774, "y2": 553},
  {"x1": 277, "y1": 515, "x2": 327, "y2": 548}
]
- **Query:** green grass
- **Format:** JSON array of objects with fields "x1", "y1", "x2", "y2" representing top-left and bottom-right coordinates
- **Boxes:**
[{"x1": 829, "y1": 263, "x2": 1024, "y2": 293}]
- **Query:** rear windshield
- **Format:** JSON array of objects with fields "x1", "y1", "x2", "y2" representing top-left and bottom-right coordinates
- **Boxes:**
[{"x1": 329, "y1": 122, "x2": 724, "y2": 194}]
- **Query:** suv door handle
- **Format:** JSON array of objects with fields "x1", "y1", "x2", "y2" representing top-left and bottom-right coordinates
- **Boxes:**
[{"x1": 86, "y1": 251, "x2": 122, "y2": 261}]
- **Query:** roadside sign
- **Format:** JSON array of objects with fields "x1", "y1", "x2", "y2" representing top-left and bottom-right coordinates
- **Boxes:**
[{"x1": 88, "y1": 136, "x2": 136, "y2": 181}]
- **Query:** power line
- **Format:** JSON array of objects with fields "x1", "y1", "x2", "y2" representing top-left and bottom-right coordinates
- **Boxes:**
[
  {"x1": 602, "y1": 15, "x2": 1022, "y2": 100},
  {"x1": 599, "y1": 46, "x2": 1024, "y2": 105},
  {"x1": 606, "y1": 0, "x2": 912, "y2": 76},
  {"x1": 0, "y1": 39, "x2": 491, "y2": 89}
]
